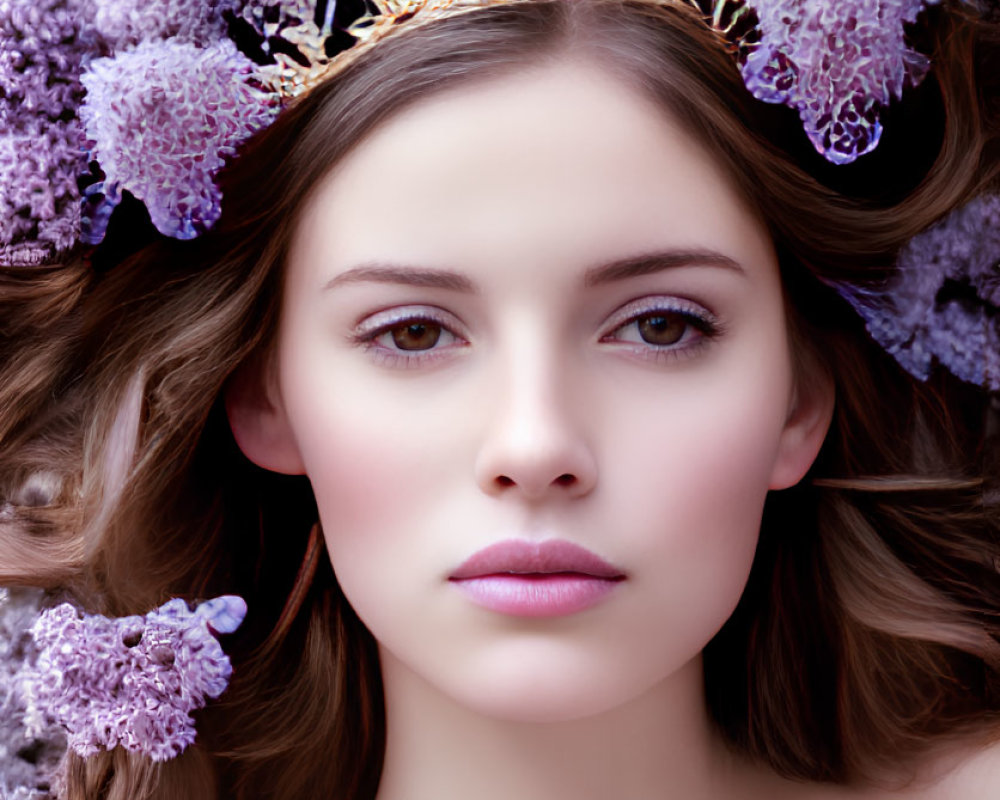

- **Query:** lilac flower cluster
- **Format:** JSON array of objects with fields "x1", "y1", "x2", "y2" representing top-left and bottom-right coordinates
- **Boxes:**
[
  {"x1": 0, "y1": 0, "x2": 90, "y2": 123},
  {"x1": 841, "y1": 195, "x2": 1000, "y2": 389},
  {"x1": 1, "y1": 788, "x2": 50, "y2": 800},
  {"x1": 742, "y1": 0, "x2": 939, "y2": 164},
  {"x1": 20, "y1": 596, "x2": 246, "y2": 762},
  {"x1": 0, "y1": 588, "x2": 63, "y2": 800},
  {"x1": 79, "y1": 39, "x2": 278, "y2": 241},
  {"x1": 2, "y1": 0, "x2": 279, "y2": 258},
  {"x1": 0, "y1": 120, "x2": 84, "y2": 262},
  {"x1": 92, "y1": 0, "x2": 239, "y2": 48},
  {"x1": 0, "y1": 0, "x2": 91, "y2": 264}
]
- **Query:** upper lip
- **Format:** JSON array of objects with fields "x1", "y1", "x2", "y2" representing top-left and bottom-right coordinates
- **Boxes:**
[{"x1": 449, "y1": 539, "x2": 626, "y2": 580}]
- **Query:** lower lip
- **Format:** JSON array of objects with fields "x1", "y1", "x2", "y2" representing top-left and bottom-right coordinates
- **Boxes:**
[{"x1": 449, "y1": 573, "x2": 622, "y2": 617}]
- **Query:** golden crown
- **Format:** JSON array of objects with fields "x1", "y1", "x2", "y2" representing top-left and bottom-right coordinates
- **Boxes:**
[{"x1": 258, "y1": 0, "x2": 756, "y2": 100}]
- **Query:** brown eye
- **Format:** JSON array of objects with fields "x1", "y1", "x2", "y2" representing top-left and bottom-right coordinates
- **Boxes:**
[
  {"x1": 637, "y1": 313, "x2": 687, "y2": 346},
  {"x1": 390, "y1": 322, "x2": 442, "y2": 351}
]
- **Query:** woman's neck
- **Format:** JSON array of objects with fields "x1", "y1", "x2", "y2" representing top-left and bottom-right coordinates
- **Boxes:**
[{"x1": 374, "y1": 649, "x2": 764, "y2": 800}]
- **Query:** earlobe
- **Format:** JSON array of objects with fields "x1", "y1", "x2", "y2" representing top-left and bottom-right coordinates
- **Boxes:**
[
  {"x1": 224, "y1": 361, "x2": 307, "y2": 475},
  {"x1": 768, "y1": 367, "x2": 835, "y2": 490}
]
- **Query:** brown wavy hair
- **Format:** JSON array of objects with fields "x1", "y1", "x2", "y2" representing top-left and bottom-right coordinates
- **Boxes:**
[{"x1": 2, "y1": 1, "x2": 999, "y2": 797}]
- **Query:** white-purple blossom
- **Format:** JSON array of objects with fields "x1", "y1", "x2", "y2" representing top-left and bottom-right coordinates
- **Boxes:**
[
  {"x1": 79, "y1": 38, "x2": 278, "y2": 241},
  {"x1": 19, "y1": 595, "x2": 247, "y2": 762},
  {"x1": 742, "y1": 0, "x2": 940, "y2": 164},
  {"x1": 92, "y1": 0, "x2": 240, "y2": 48},
  {"x1": 840, "y1": 195, "x2": 1000, "y2": 389}
]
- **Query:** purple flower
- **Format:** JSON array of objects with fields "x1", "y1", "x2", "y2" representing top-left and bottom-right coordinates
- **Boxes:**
[
  {"x1": 79, "y1": 38, "x2": 278, "y2": 242},
  {"x1": 19, "y1": 596, "x2": 247, "y2": 762},
  {"x1": 0, "y1": 119, "x2": 86, "y2": 265},
  {"x1": 0, "y1": 0, "x2": 92, "y2": 124},
  {"x1": 0, "y1": 0, "x2": 90, "y2": 263},
  {"x1": 92, "y1": 0, "x2": 239, "y2": 48},
  {"x1": 839, "y1": 195, "x2": 1000, "y2": 389},
  {"x1": 742, "y1": 0, "x2": 940, "y2": 164}
]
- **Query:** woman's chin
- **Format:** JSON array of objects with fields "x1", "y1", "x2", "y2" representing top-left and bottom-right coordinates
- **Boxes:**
[{"x1": 384, "y1": 640, "x2": 696, "y2": 725}]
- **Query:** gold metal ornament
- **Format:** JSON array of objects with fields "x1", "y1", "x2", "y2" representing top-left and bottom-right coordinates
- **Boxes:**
[{"x1": 255, "y1": 0, "x2": 757, "y2": 101}]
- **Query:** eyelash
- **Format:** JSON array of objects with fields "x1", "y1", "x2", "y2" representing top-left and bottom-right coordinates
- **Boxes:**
[
  {"x1": 350, "y1": 297, "x2": 722, "y2": 368},
  {"x1": 350, "y1": 307, "x2": 465, "y2": 369},
  {"x1": 598, "y1": 297, "x2": 723, "y2": 364}
]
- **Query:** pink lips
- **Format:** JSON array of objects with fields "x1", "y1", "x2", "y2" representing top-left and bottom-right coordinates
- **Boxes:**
[{"x1": 449, "y1": 539, "x2": 626, "y2": 617}]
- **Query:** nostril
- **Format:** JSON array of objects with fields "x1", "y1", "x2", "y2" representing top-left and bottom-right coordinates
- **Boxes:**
[{"x1": 495, "y1": 474, "x2": 577, "y2": 488}]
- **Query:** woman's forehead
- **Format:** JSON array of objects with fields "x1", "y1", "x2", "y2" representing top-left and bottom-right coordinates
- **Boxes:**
[{"x1": 289, "y1": 57, "x2": 774, "y2": 292}]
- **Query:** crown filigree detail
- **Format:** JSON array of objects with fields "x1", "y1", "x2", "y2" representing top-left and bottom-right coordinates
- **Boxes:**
[
  {"x1": 256, "y1": 0, "x2": 759, "y2": 99},
  {"x1": 252, "y1": 0, "x2": 940, "y2": 167}
]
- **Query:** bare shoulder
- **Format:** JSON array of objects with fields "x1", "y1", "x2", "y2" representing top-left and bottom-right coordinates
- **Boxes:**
[
  {"x1": 908, "y1": 740, "x2": 1000, "y2": 800},
  {"x1": 851, "y1": 740, "x2": 1000, "y2": 800},
  {"x1": 759, "y1": 741, "x2": 1000, "y2": 800}
]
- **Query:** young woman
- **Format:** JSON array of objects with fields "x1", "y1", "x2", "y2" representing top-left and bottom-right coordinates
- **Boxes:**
[{"x1": 1, "y1": 1, "x2": 999, "y2": 798}]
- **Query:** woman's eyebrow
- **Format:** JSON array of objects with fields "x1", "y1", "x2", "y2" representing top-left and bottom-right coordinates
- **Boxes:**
[
  {"x1": 583, "y1": 250, "x2": 745, "y2": 286},
  {"x1": 323, "y1": 249, "x2": 744, "y2": 293},
  {"x1": 323, "y1": 264, "x2": 478, "y2": 293}
]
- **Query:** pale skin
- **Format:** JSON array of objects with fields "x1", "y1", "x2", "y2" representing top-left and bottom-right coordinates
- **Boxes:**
[{"x1": 227, "y1": 57, "x2": 999, "y2": 799}]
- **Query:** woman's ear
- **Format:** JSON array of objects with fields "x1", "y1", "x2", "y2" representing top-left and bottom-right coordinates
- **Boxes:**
[
  {"x1": 768, "y1": 362, "x2": 835, "y2": 490},
  {"x1": 225, "y1": 358, "x2": 306, "y2": 475}
]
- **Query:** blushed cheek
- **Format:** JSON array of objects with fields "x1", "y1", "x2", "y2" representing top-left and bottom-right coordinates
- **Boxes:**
[
  {"x1": 611, "y1": 370, "x2": 790, "y2": 631},
  {"x1": 288, "y1": 396, "x2": 453, "y2": 594},
  {"x1": 302, "y1": 419, "x2": 422, "y2": 527}
]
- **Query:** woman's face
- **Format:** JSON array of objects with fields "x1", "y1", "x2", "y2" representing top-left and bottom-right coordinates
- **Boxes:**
[{"x1": 232, "y1": 57, "x2": 831, "y2": 722}]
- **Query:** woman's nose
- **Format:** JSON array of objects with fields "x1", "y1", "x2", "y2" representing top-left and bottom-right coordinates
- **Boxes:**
[{"x1": 472, "y1": 351, "x2": 598, "y2": 502}]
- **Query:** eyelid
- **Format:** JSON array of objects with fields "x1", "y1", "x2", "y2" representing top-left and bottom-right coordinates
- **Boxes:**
[
  {"x1": 349, "y1": 305, "x2": 470, "y2": 369},
  {"x1": 348, "y1": 297, "x2": 720, "y2": 369},
  {"x1": 351, "y1": 305, "x2": 467, "y2": 341},
  {"x1": 598, "y1": 295, "x2": 719, "y2": 339}
]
